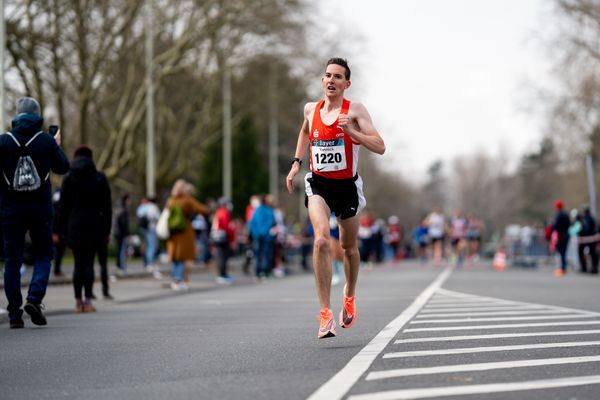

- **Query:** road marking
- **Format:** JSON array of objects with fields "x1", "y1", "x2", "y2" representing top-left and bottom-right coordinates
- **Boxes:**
[
  {"x1": 426, "y1": 299, "x2": 507, "y2": 305},
  {"x1": 416, "y1": 309, "x2": 573, "y2": 318},
  {"x1": 306, "y1": 266, "x2": 454, "y2": 400},
  {"x1": 421, "y1": 305, "x2": 546, "y2": 313},
  {"x1": 348, "y1": 375, "x2": 600, "y2": 400},
  {"x1": 366, "y1": 355, "x2": 600, "y2": 381},
  {"x1": 428, "y1": 297, "x2": 506, "y2": 303},
  {"x1": 435, "y1": 289, "x2": 600, "y2": 317},
  {"x1": 405, "y1": 320, "x2": 600, "y2": 332},
  {"x1": 411, "y1": 314, "x2": 594, "y2": 324},
  {"x1": 394, "y1": 329, "x2": 600, "y2": 344},
  {"x1": 383, "y1": 340, "x2": 600, "y2": 358},
  {"x1": 435, "y1": 288, "x2": 476, "y2": 297}
]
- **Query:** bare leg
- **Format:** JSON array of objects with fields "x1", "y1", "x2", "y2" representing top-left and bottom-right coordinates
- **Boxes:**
[
  {"x1": 184, "y1": 260, "x2": 193, "y2": 283},
  {"x1": 338, "y1": 215, "x2": 360, "y2": 297},
  {"x1": 307, "y1": 196, "x2": 332, "y2": 310}
]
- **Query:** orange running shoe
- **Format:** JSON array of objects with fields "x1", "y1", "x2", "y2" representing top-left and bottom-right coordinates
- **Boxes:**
[
  {"x1": 554, "y1": 269, "x2": 565, "y2": 277},
  {"x1": 339, "y1": 294, "x2": 357, "y2": 329},
  {"x1": 317, "y1": 308, "x2": 336, "y2": 339}
]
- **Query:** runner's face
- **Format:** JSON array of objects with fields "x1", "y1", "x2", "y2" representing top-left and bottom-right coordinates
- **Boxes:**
[{"x1": 322, "y1": 64, "x2": 350, "y2": 97}]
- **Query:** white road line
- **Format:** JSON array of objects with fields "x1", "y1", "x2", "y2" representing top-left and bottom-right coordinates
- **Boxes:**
[
  {"x1": 421, "y1": 305, "x2": 546, "y2": 313},
  {"x1": 404, "y1": 320, "x2": 600, "y2": 332},
  {"x1": 394, "y1": 329, "x2": 600, "y2": 344},
  {"x1": 433, "y1": 290, "x2": 600, "y2": 317},
  {"x1": 436, "y1": 288, "x2": 477, "y2": 297},
  {"x1": 410, "y1": 314, "x2": 595, "y2": 324},
  {"x1": 306, "y1": 267, "x2": 454, "y2": 400},
  {"x1": 428, "y1": 295, "x2": 506, "y2": 301},
  {"x1": 366, "y1": 355, "x2": 600, "y2": 381},
  {"x1": 348, "y1": 375, "x2": 600, "y2": 400},
  {"x1": 416, "y1": 309, "x2": 573, "y2": 318},
  {"x1": 421, "y1": 303, "x2": 520, "y2": 310},
  {"x1": 383, "y1": 341, "x2": 600, "y2": 358},
  {"x1": 426, "y1": 300, "x2": 508, "y2": 305}
]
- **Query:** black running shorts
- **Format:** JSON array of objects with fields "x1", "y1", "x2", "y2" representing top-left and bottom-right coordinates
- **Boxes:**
[{"x1": 304, "y1": 172, "x2": 366, "y2": 220}]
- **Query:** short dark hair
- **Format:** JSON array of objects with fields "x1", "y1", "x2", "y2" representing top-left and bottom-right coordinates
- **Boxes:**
[{"x1": 326, "y1": 58, "x2": 351, "y2": 80}]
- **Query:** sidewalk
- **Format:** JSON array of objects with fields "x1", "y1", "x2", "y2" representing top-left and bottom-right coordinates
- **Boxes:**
[{"x1": 1, "y1": 257, "x2": 293, "y2": 322}]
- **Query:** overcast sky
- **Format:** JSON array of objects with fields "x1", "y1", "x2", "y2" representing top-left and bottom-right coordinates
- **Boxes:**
[{"x1": 312, "y1": 0, "x2": 554, "y2": 182}]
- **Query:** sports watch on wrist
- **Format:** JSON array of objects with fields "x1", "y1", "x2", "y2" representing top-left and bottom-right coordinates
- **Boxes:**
[{"x1": 291, "y1": 157, "x2": 302, "y2": 167}]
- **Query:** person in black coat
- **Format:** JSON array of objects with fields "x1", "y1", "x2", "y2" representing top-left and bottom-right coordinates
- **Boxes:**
[
  {"x1": 59, "y1": 145, "x2": 112, "y2": 312},
  {"x1": 578, "y1": 207, "x2": 599, "y2": 274},
  {"x1": 552, "y1": 199, "x2": 570, "y2": 276},
  {"x1": 1, "y1": 97, "x2": 70, "y2": 328},
  {"x1": 114, "y1": 194, "x2": 130, "y2": 275},
  {"x1": 51, "y1": 189, "x2": 66, "y2": 277}
]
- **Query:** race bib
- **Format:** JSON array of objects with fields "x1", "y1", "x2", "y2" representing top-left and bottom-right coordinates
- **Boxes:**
[{"x1": 312, "y1": 139, "x2": 347, "y2": 172}]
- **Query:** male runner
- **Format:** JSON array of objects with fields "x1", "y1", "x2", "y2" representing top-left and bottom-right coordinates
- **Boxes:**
[{"x1": 286, "y1": 58, "x2": 385, "y2": 338}]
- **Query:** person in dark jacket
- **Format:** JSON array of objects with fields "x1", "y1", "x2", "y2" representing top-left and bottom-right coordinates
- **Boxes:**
[
  {"x1": 578, "y1": 207, "x2": 599, "y2": 274},
  {"x1": 114, "y1": 194, "x2": 130, "y2": 275},
  {"x1": 51, "y1": 189, "x2": 66, "y2": 277},
  {"x1": 552, "y1": 199, "x2": 570, "y2": 277},
  {"x1": 0, "y1": 97, "x2": 69, "y2": 328},
  {"x1": 59, "y1": 145, "x2": 112, "y2": 312}
]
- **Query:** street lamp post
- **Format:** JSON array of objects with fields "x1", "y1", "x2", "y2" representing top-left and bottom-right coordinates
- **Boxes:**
[
  {"x1": 145, "y1": 0, "x2": 156, "y2": 198},
  {"x1": 223, "y1": 68, "x2": 232, "y2": 200},
  {"x1": 586, "y1": 155, "x2": 597, "y2": 217},
  {"x1": 268, "y1": 63, "x2": 278, "y2": 202}
]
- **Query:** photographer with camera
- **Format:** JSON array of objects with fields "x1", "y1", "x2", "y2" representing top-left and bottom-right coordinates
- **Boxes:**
[{"x1": 0, "y1": 97, "x2": 69, "y2": 329}]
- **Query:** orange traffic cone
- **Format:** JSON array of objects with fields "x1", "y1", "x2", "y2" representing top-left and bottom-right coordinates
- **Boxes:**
[{"x1": 493, "y1": 248, "x2": 507, "y2": 271}]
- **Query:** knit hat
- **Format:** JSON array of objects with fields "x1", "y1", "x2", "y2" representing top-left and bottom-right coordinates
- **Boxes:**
[
  {"x1": 218, "y1": 196, "x2": 230, "y2": 207},
  {"x1": 554, "y1": 199, "x2": 563, "y2": 210},
  {"x1": 16, "y1": 97, "x2": 41, "y2": 116},
  {"x1": 73, "y1": 144, "x2": 93, "y2": 159}
]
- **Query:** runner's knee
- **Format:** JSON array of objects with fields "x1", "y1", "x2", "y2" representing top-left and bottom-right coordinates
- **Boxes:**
[
  {"x1": 341, "y1": 243, "x2": 358, "y2": 258},
  {"x1": 314, "y1": 236, "x2": 330, "y2": 254}
]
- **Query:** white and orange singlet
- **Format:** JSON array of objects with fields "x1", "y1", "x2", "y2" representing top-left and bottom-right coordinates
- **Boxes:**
[{"x1": 309, "y1": 98, "x2": 360, "y2": 180}]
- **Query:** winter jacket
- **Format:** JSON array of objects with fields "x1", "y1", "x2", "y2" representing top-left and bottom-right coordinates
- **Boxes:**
[
  {"x1": 166, "y1": 194, "x2": 209, "y2": 261},
  {"x1": 114, "y1": 205, "x2": 130, "y2": 239},
  {"x1": 59, "y1": 156, "x2": 112, "y2": 247},
  {"x1": 553, "y1": 210, "x2": 570, "y2": 243},
  {"x1": 0, "y1": 114, "x2": 69, "y2": 219},
  {"x1": 580, "y1": 211, "x2": 597, "y2": 236},
  {"x1": 249, "y1": 204, "x2": 275, "y2": 240},
  {"x1": 212, "y1": 206, "x2": 235, "y2": 244}
]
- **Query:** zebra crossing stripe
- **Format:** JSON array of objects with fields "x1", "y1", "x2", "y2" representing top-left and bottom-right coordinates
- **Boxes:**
[
  {"x1": 306, "y1": 267, "x2": 454, "y2": 400},
  {"x1": 348, "y1": 375, "x2": 600, "y2": 400},
  {"x1": 432, "y1": 290, "x2": 600, "y2": 317},
  {"x1": 366, "y1": 355, "x2": 600, "y2": 381},
  {"x1": 420, "y1": 305, "x2": 546, "y2": 313},
  {"x1": 426, "y1": 299, "x2": 506, "y2": 306},
  {"x1": 416, "y1": 309, "x2": 573, "y2": 318},
  {"x1": 411, "y1": 314, "x2": 595, "y2": 324},
  {"x1": 383, "y1": 340, "x2": 600, "y2": 358},
  {"x1": 404, "y1": 320, "x2": 600, "y2": 332},
  {"x1": 394, "y1": 329, "x2": 600, "y2": 344}
]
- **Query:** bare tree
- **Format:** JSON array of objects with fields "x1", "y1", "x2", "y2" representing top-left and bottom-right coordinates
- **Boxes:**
[{"x1": 5, "y1": 0, "x2": 310, "y2": 197}]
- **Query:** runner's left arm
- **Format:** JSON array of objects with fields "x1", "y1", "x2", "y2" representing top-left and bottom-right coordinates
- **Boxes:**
[{"x1": 338, "y1": 102, "x2": 385, "y2": 155}]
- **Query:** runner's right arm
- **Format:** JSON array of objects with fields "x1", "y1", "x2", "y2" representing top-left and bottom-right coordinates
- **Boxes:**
[{"x1": 286, "y1": 103, "x2": 314, "y2": 193}]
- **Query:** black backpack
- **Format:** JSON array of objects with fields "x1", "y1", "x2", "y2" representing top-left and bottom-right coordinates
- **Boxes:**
[{"x1": 2, "y1": 131, "x2": 48, "y2": 192}]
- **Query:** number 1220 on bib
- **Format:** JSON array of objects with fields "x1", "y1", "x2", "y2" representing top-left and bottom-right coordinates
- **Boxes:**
[{"x1": 312, "y1": 138, "x2": 347, "y2": 172}]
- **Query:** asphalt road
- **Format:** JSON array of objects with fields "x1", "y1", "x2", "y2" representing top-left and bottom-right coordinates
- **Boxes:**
[{"x1": 1, "y1": 261, "x2": 599, "y2": 400}]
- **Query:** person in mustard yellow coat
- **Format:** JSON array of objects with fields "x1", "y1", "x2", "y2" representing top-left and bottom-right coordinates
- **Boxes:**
[{"x1": 166, "y1": 179, "x2": 209, "y2": 290}]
